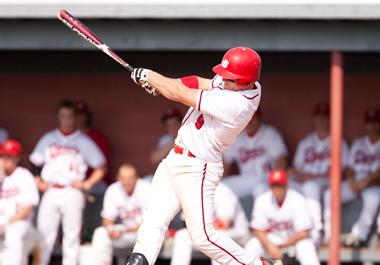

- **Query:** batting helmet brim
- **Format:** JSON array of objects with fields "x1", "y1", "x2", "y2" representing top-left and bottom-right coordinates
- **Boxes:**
[{"x1": 212, "y1": 64, "x2": 246, "y2": 80}]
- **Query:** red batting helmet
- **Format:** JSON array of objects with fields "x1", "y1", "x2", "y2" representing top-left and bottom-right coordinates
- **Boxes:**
[
  {"x1": 213, "y1": 47, "x2": 261, "y2": 86},
  {"x1": 268, "y1": 169, "x2": 288, "y2": 185},
  {"x1": 0, "y1": 139, "x2": 22, "y2": 157}
]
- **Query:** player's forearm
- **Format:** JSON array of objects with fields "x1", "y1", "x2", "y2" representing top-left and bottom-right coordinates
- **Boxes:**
[
  {"x1": 148, "y1": 71, "x2": 198, "y2": 108},
  {"x1": 279, "y1": 230, "x2": 309, "y2": 248},
  {"x1": 254, "y1": 230, "x2": 273, "y2": 250},
  {"x1": 9, "y1": 205, "x2": 34, "y2": 223},
  {"x1": 85, "y1": 165, "x2": 107, "y2": 189},
  {"x1": 102, "y1": 218, "x2": 115, "y2": 228}
]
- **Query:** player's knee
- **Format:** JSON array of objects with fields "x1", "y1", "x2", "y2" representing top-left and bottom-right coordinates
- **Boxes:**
[
  {"x1": 362, "y1": 189, "x2": 380, "y2": 204},
  {"x1": 295, "y1": 238, "x2": 316, "y2": 251},
  {"x1": 92, "y1": 227, "x2": 109, "y2": 242},
  {"x1": 244, "y1": 237, "x2": 261, "y2": 252}
]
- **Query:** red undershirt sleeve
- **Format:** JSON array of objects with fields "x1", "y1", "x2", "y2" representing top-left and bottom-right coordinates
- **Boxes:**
[{"x1": 179, "y1": 75, "x2": 199, "y2": 89}]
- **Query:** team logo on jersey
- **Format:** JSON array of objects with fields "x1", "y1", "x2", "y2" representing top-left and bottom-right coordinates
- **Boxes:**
[{"x1": 221, "y1": 59, "x2": 229, "y2": 68}]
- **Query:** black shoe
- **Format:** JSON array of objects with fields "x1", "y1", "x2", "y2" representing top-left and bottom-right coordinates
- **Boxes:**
[{"x1": 126, "y1": 253, "x2": 148, "y2": 265}]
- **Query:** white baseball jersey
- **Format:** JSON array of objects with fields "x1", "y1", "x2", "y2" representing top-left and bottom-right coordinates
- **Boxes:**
[
  {"x1": 349, "y1": 135, "x2": 380, "y2": 180},
  {"x1": 224, "y1": 124, "x2": 288, "y2": 179},
  {"x1": 176, "y1": 75, "x2": 261, "y2": 162},
  {"x1": 29, "y1": 129, "x2": 106, "y2": 186},
  {"x1": 0, "y1": 167, "x2": 39, "y2": 223},
  {"x1": 293, "y1": 133, "x2": 350, "y2": 175},
  {"x1": 214, "y1": 183, "x2": 249, "y2": 231},
  {"x1": 101, "y1": 179, "x2": 151, "y2": 229},
  {"x1": 157, "y1": 134, "x2": 175, "y2": 148},
  {"x1": 251, "y1": 189, "x2": 312, "y2": 243}
]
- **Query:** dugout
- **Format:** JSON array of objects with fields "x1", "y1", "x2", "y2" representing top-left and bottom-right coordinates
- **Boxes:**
[{"x1": 0, "y1": 2, "x2": 380, "y2": 264}]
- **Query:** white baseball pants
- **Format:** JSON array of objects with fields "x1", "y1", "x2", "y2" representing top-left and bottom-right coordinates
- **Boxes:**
[
  {"x1": 133, "y1": 151, "x2": 256, "y2": 265},
  {"x1": 37, "y1": 187, "x2": 85, "y2": 265},
  {"x1": 244, "y1": 235, "x2": 320, "y2": 265},
  {"x1": 2, "y1": 220, "x2": 31, "y2": 265},
  {"x1": 291, "y1": 178, "x2": 328, "y2": 244},
  {"x1": 323, "y1": 181, "x2": 380, "y2": 240},
  {"x1": 171, "y1": 227, "x2": 249, "y2": 265},
  {"x1": 86, "y1": 226, "x2": 137, "y2": 265}
]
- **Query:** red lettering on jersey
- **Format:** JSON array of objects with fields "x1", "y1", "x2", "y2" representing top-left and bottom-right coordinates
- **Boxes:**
[
  {"x1": 119, "y1": 207, "x2": 142, "y2": 221},
  {"x1": 354, "y1": 150, "x2": 380, "y2": 164},
  {"x1": 49, "y1": 144, "x2": 79, "y2": 159},
  {"x1": 304, "y1": 147, "x2": 329, "y2": 164},
  {"x1": 267, "y1": 218, "x2": 294, "y2": 233},
  {"x1": 238, "y1": 147, "x2": 266, "y2": 163},
  {"x1": 195, "y1": 114, "x2": 205, "y2": 130},
  {"x1": 0, "y1": 187, "x2": 20, "y2": 199}
]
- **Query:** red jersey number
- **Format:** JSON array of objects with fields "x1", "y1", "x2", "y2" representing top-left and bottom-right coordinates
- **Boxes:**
[{"x1": 195, "y1": 114, "x2": 204, "y2": 129}]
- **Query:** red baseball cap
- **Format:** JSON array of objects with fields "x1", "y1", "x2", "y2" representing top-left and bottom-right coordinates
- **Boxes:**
[
  {"x1": 268, "y1": 169, "x2": 288, "y2": 185},
  {"x1": 364, "y1": 108, "x2": 380, "y2": 123},
  {"x1": 0, "y1": 139, "x2": 22, "y2": 157},
  {"x1": 313, "y1": 102, "x2": 330, "y2": 117},
  {"x1": 74, "y1": 100, "x2": 91, "y2": 115},
  {"x1": 161, "y1": 108, "x2": 183, "y2": 123}
]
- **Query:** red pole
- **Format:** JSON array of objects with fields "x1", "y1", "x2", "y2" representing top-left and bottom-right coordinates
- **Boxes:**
[{"x1": 328, "y1": 51, "x2": 343, "y2": 265}]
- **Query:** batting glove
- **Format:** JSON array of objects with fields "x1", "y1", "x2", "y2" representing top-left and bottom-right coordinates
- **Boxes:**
[
  {"x1": 131, "y1": 68, "x2": 160, "y2": 96},
  {"x1": 131, "y1": 68, "x2": 151, "y2": 85}
]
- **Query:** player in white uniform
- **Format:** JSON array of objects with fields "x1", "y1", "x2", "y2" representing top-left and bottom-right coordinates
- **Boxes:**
[
  {"x1": 0, "y1": 139, "x2": 39, "y2": 265},
  {"x1": 29, "y1": 100, "x2": 107, "y2": 265},
  {"x1": 126, "y1": 47, "x2": 280, "y2": 265},
  {"x1": 82, "y1": 164, "x2": 151, "y2": 265},
  {"x1": 323, "y1": 108, "x2": 380, "y2": 247},
  {"x1": 150, "y1": 108, "x2": 183, "y2": 166},
  {"x1": 223, "y1": 109, "x2": 288, "y2": 198},
  {"x1": 170, "y1": 182, "x2": 250, "y2": 265},
  {"x1": 291, "y1": 103, "x2": 349, "y2": 245},
  {"x1": 245, "y1": 169, "x2": 320, "y2": 265}
]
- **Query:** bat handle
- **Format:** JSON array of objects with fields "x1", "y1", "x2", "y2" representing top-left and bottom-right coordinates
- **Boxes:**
[{"x1": 125, "y1": 64, "x2": 135, "y2": 73}]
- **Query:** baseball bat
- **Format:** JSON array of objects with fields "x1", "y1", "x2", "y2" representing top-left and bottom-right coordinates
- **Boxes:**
[{"x1": 57, "y1": 9, "x2": 134, "y2": 73}]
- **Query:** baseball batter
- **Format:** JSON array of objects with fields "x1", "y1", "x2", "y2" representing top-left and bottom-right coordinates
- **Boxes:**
[
  {"x1": 29, "y1": 100, "x2": 107, "y2": 265},
  {"x1": 223, "y1": 110, "x2": 288, "y2": 198},
  {"x1": 291, "y1": 103, "x2": 349, "y2": 244},
  {"x1": 245, "y1": 169, "x2": 320, "y2": 265},
  {"x1": 84, "y1": 164, "x2": 151, "y2": 265},
  {"x1": 126, "y1": 47, "x2": 279, "y2": 265},
  {"x1": 170, "y1": 182, "x2": 250, "y2": 265},
  {"x1": 324, "y1": 108, "x2": 380, "y2": 246},
  {"x1": 0, "y1": 139, "x2": 39, "y2": 265}
]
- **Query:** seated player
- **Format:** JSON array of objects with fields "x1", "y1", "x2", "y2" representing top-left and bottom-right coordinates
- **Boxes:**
[
  {"x1": 324, "y1": 108, "x2": 380, "y2": 247},
  {"x1": 245, "y1": 169, "x2": 320, "y2": 265},
  {"x1": 223, "y1": 109, "x2": 288, "y2": 199},
  {"x1": 0, "y1": 139, "x2": 39, "y2": 265},
  {"x1": 82, "y1": 163, "x2": 151, "y2": 265}
]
